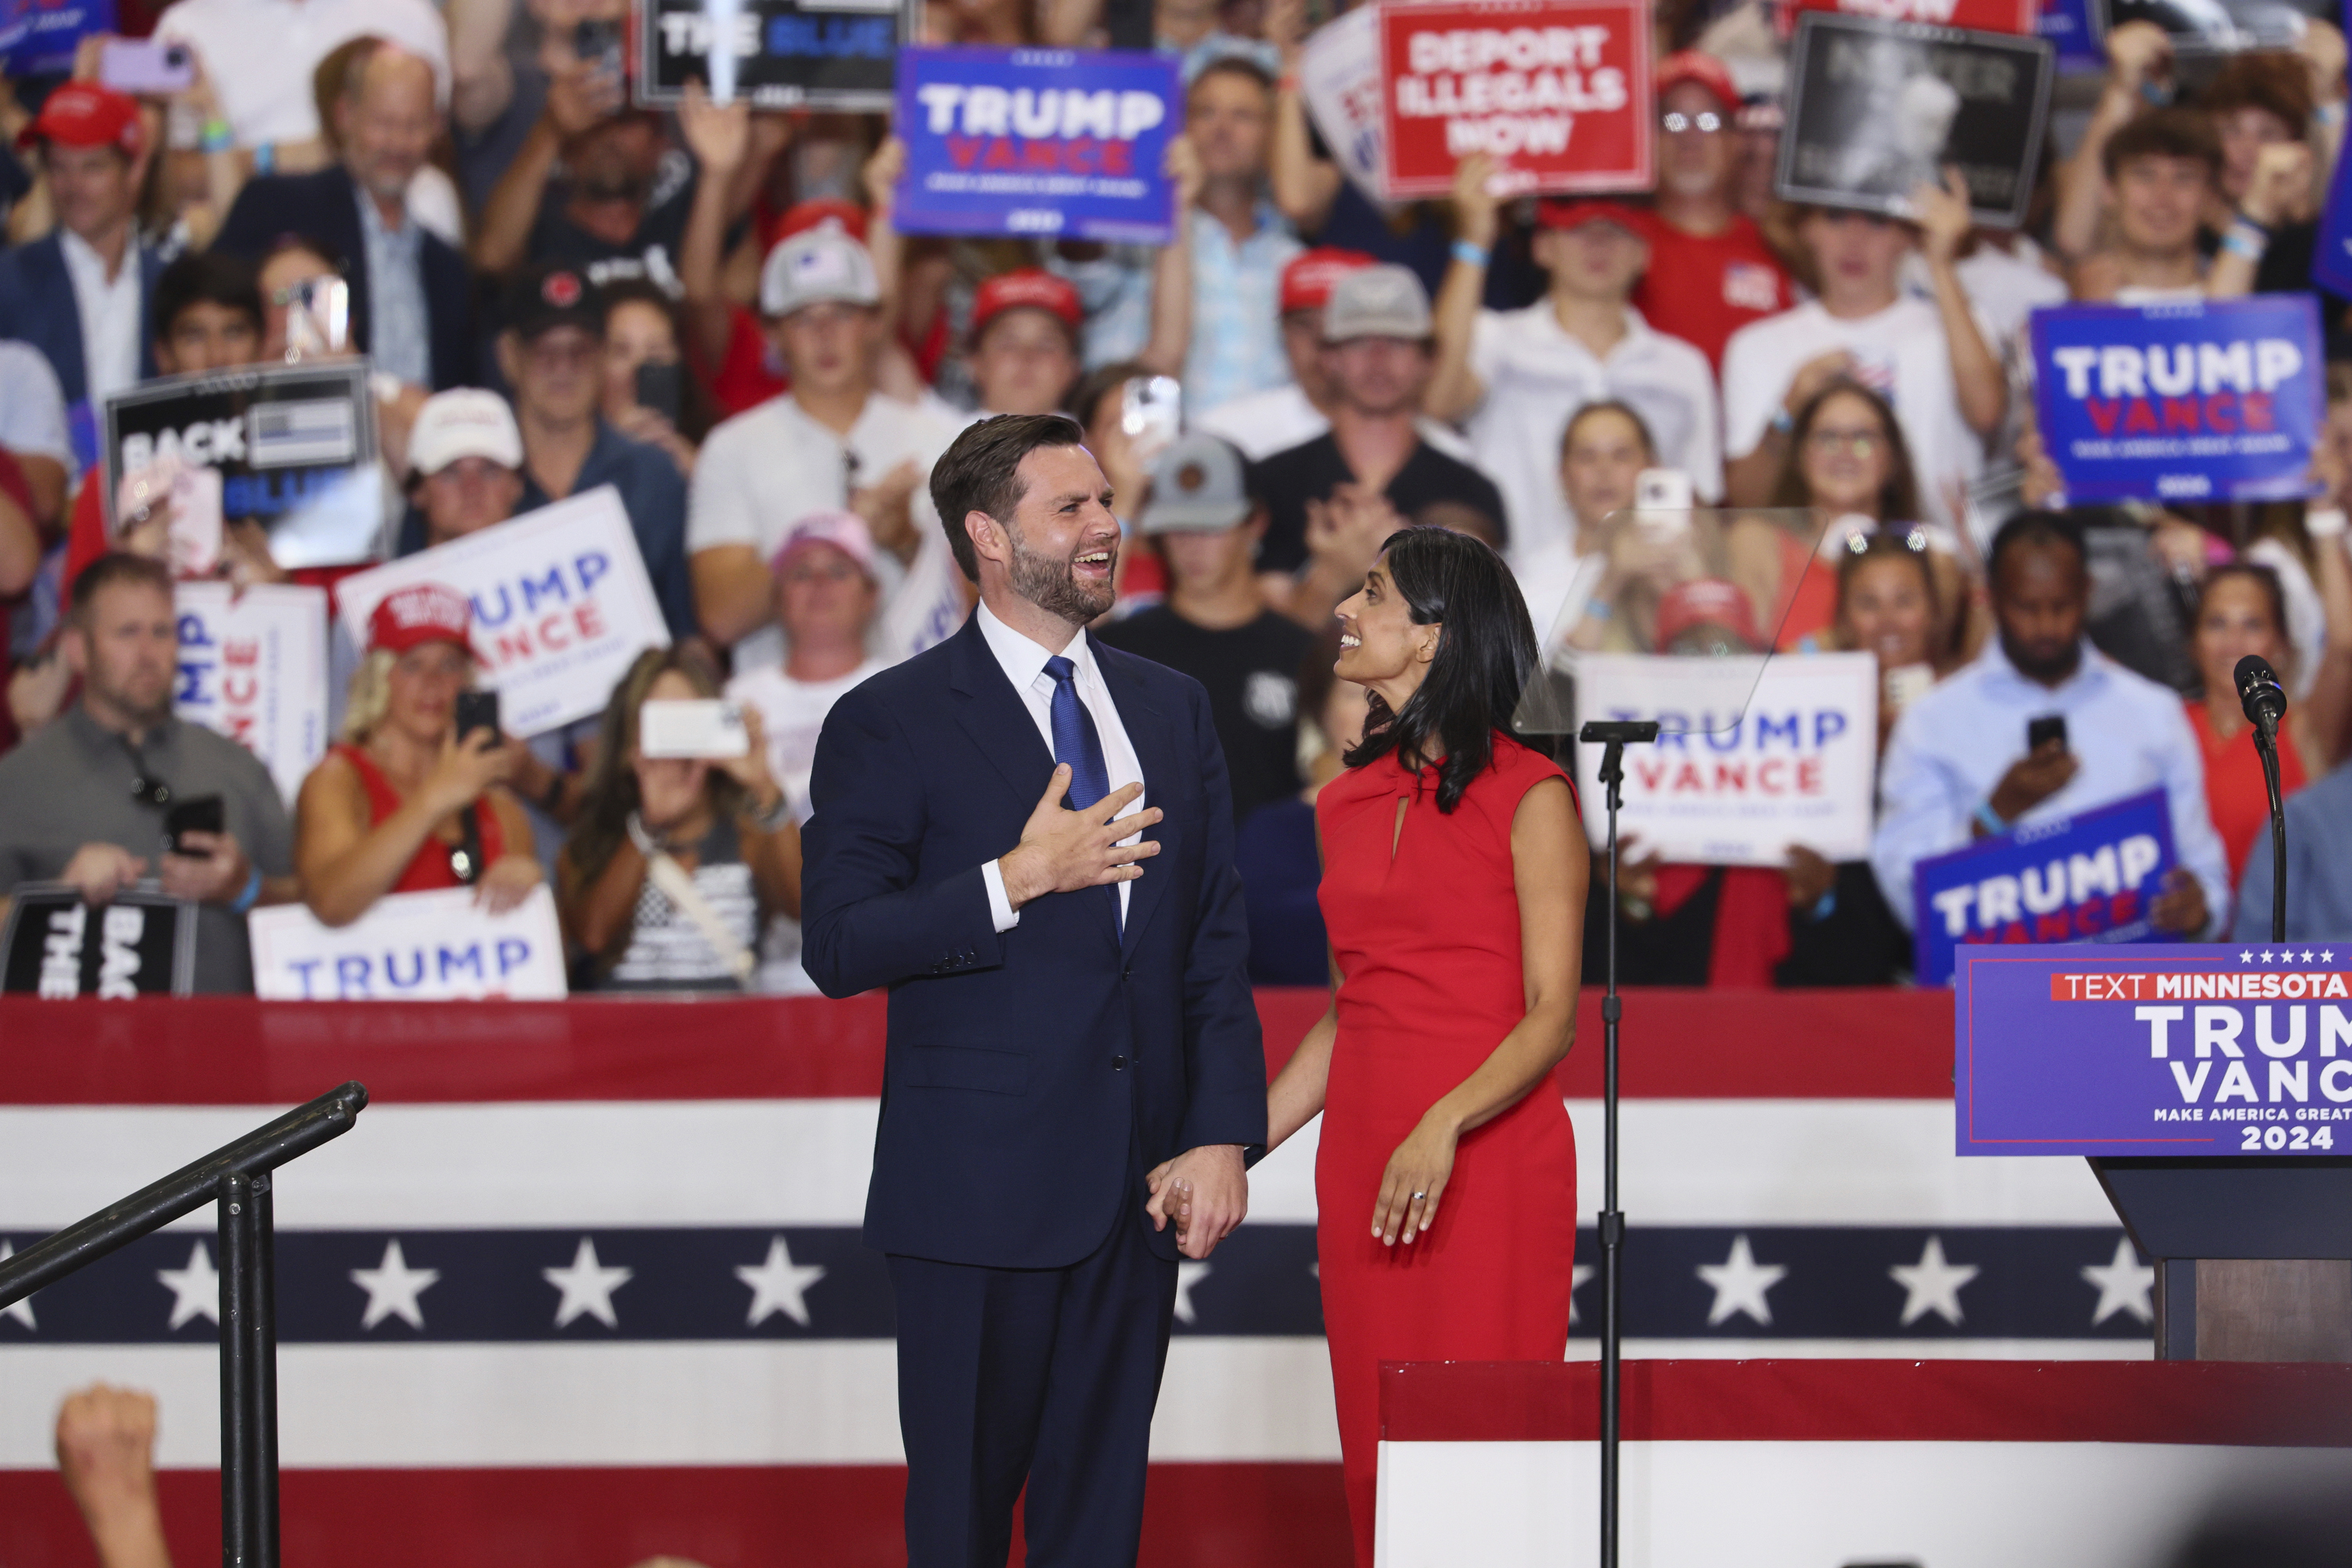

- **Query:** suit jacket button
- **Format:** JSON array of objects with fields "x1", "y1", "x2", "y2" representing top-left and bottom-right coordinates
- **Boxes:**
[{"x1": 1112, "y1": 1054, "x2": 1127, "y2": 1070}]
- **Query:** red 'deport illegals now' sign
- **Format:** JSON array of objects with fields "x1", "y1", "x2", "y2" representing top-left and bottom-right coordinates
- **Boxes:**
[{"x1": 1377, "y1": 0, "x2": 1652, "y2": 199}]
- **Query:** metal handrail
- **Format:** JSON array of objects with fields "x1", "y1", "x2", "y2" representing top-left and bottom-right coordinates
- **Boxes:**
[{"x1": 0, "y1": 1080, "x2": 368, "y2": 1568}]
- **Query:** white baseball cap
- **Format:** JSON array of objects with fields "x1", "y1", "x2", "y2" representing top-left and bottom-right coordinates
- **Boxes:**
[
  {"x1": 408, "y1": 389, "x2": 522, "y2": 477},
  {"x1": 759, "y1": 226, "x2": 881, "y2": 319},
  {"x1": 1323, "y1": 263, "x2": 1432, "y2": 343}
]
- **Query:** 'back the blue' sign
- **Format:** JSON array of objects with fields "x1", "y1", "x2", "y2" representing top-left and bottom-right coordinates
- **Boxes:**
[
  {"x1": 893, "y1": 46, "x2": 1182, "y2": 244},
  {"x1": 1913, "y1": 788, "x2": 2177, "y2": 987},
  {"x1": 2029, "y1": 295, "x2": 2322, "y2": 505}
]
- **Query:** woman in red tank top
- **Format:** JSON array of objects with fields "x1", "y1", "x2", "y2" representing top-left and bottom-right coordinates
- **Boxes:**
[
  {"x1": 293, "y1": 583, "x2": 541, "y2": 924},
  {"x1": 1166, "y1": 527, "x2": 1588, "y2": 1567},
  {"x1": 2183, "y1": 564, "x2": 2346, "y2": 891}
]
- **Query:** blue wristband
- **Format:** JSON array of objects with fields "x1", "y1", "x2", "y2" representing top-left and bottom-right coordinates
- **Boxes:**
[
  {"x1": 230, "y1": 865, "x2": 263, "y2": 915},
  {"x1": 1973, "y1": 799, "x2": 2010, "y2": 837},
  {"x1": 1451, "y1": 239, "x2": 1490, "y2": 270}
]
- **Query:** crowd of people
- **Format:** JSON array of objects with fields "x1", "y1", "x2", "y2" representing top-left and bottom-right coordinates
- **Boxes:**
[{"x1": 1, "y1": 0, "x2": 2350, "y2": 995}]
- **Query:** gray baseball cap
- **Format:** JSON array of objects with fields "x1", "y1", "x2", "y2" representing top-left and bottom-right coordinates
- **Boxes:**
[
  {"x1": 758, "y1": 225, "x2": 880, "y2": 318},
  {"x1": 1141, "y1": 434, "x2": 1253, "y2": 534},
  {"x1": 1323, "y1": 263, "x2": 1432, "y2": 343}
]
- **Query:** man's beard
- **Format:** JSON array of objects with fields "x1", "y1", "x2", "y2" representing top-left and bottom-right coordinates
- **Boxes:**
[
  {"x1": 93, "y1": 667, "x2": 172, "y2": 731},
  {"x1": 2002, "y1": 630, "x2": 2082, "y2": 686},
  {"x1": 1007, "y1": 519, "x2": 1113, "y2": 624}
]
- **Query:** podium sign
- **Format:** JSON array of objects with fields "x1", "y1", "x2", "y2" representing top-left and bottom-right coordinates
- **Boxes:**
[{"x1": 1956, "y1": 943, "x2": 2352, "y2": 1156}]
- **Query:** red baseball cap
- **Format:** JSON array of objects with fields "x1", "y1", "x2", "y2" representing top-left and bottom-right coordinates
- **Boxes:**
[
  {"x1": 1657, "y1": 50, "x2": 1740, "y2": 114},
  {"x1": 17, "y1": 82, "x2": 144, "y2": 157},
  {"x1": 1535, "y1": 199, "x2": 1654, "y2": 239},
  {"x1": 1279, "y1": 248, "x2": 1376, "y2": 316},
  {"x1": 971, "y1": 269, "x2": 1083, "y2": 337},
  {"x1": 368, "y1": 583, "x2": 474, "y2": 657},
  {"x1": 1654, "y1": 578, "x2": 1762, "y2": 652},
  {"x1": 765, "y1": 198, "x2": 869, "y2": 253}
]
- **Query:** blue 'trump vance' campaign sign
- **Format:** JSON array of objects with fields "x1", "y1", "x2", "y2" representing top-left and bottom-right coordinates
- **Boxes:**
[
  {"x1": 1957, "y1": 943, "x2": 2352, "y2": 1156},
  {"x1": 1912, "y1": 789, "x2": 2176, "y2": 987},
  {"x1": 2030, "y1": 294, "x2": 2323, "y2": 505},
  {"x1": 893, "y1": 46, "x2": 1183, "y2": 244}
]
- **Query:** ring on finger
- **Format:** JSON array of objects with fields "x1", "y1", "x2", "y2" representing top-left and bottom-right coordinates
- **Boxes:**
[{"x1": 1411, "y1": 1191, "x2": 1427, "y2": 1203}]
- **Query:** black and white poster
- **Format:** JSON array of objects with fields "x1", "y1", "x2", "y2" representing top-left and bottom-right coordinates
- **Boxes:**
[
  {"x1": 0, "y1": 885, "x2": 196, "y2": 998},
  {"x1": 635, "y1": 0, "x2": 914, "y2": 111},
  {"x1": 103, "y1": 361, "x2": 381, "y2": 571},
  {"x1": 1777, "y1": 12, "x2": 2056, "y2": 229}
]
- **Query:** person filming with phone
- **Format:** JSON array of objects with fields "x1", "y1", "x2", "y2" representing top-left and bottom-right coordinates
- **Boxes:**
[
  {"x1": 558, "y1": 648, "x2": 800, "y2": 992},
  {"x1": 0, "y1": 554, "x2": 296, "y2": 992},
  {"x1": 1872, "y1": 512, "x2": 2230, "y2": 939},
  {"x1": 293, "y1": 583, "x2": 540, "y2": 927}
]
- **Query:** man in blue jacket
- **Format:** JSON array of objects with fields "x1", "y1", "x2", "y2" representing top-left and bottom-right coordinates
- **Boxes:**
[
  {"x1": 803, "y1": 413, "x2": 1265, "y2": 1568},
  {"x1": 0, "y1": 83, "x2": 165, "y2": 463}
]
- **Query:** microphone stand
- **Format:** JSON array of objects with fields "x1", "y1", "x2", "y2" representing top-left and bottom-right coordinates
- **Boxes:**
[
  {"x1": 1577, "y1": 718, "x2": 1657, "y2": 1568},
  {"x1": 2252, "y1": 723, "x2": 2286, "y2": 944}
]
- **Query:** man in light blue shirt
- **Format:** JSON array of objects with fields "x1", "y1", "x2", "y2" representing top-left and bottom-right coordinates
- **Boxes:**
[
  {"x1": 1874, "y1": 511, "x2": 2227, "y2": 938},
  {"x1": 1179, "y1": 58, "x2": 1300, "y2": 413}
]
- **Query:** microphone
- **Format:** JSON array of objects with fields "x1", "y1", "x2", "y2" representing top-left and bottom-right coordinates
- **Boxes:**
[{"x1": 2235, "y1": 654, "x2": 2288, "y2": 742}]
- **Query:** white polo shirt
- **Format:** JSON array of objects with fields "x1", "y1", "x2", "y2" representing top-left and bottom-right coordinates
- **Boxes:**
[
  {"x1": 1721, "y1": 296, "x2": 1987, "y2": 532},
  {"x1": 689, "y1": 390, "x2": 967, "y2": 673},
  {"x1": 1463, "y1": 302, "x2": 1722, "y2": 582},
  {"x1": 154, "y1": 0, "x2": 452, "y2": 147}
]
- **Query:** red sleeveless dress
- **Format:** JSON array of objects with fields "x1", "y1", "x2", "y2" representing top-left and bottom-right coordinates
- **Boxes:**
[
  {"x1": 1312, "y1": 733, "x2": 1581, "y2": 1566},
  {"x1": 332, "y1": 743, "x2": 506, "y2": 894}
]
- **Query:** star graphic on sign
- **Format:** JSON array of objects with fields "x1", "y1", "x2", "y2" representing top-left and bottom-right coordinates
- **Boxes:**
[
  {"x1": 2304, "y1": 950, "x2": 2318, "y2": 964},
  {"x1": 2082, "y1": 1237, "x2": 2155, "y2": 1326},
  {"x1": 1174, "y1": 1261, "x2": 1212, "y2": 1326},
  {"x1": 2327, "y1": 950, "x2": 2339, "y2": 964},
  {"x1": 2241, "y1": 950, "x2": 2255, "y2": 964},
  {"x1": 737, "y1": 1236, "x2": 826, "y2": 1328},
  {"x1": 0, "y1": 1241, "x2": 32, "y2": 1330},
  {"x1": 350, "y1": 1240, "x2": 441, "y2": 1330},
  {"x1": 1567, "y1": 1263, "x2": 1595, "y2": 1325},
  {"x1": 158, "y1": 1240, "x2": 220, "y2": 1330},
  {"x1": 2262, "y1": 950, "x2": 2276, "y2": 963},
  {"x1": 1889, "y1": 1236, "x2": 1980, "y2": 1327},
  {"x1": 543, "y1": 1238, "x2": 632, "y2": 1329},
  {"x1": 1697, "y1": 1235, "x2": 1788, "y2": 1327}
]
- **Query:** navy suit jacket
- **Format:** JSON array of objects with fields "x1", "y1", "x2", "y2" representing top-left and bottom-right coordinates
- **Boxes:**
[
  {"x1": 803, "y1": 615, "x2": 1267, "y2": 1271},
  {"x1": 212, "y1": 165, "x2": 477, "y2": 390},
  {"x1": 0, "y1": 233, "x2": 164, "y2": 408}
]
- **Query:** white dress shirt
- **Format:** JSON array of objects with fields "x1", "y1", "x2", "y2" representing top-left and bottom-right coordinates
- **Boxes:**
[
  {"x1": 1872, "y1": 639, "x2": 2230, "y2": 932},
  {"x1": 57, "y1": 228, "x2": 142, "y2": 408},
  {"x1": 973, "y1": 599, "x2": 1147, "y2": 931}
]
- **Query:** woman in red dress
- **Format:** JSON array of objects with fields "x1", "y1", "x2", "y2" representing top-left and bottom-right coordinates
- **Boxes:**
[{"x1": 1261, "y1": 526, "x2": 1587, "y2": 1565}]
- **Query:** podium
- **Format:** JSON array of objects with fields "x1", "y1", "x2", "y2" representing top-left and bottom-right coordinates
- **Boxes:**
[{"x1": 1956, "y1": 946, "x2": 2352, "y2": 1362}]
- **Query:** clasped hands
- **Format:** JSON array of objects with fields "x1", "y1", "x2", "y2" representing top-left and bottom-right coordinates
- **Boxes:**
[{"x1": 1144, "y1": 1145, "x2": 1248, "y2": 1260}]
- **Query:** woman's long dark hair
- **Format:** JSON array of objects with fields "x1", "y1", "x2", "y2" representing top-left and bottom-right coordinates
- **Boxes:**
[
  {"x1": 1342, "y1": 527, "x2": 1539, "y2": 814},
  {"x1": 562, "y1": 645, "x2": 741, "y2": 892}
]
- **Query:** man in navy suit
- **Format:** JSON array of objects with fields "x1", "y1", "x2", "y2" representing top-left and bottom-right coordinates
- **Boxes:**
[
  {"x1": 803, "y1": 413, "x2": 1265, "y2": 1568},
  {"x1": 0, "y1": 83, "x2": 165, "y2": 453},
  {"x1": 212, "y1": 45, "x2": 474, "y2": 392}
]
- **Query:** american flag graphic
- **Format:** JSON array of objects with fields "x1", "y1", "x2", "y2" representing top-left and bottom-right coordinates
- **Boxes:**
[{"x1": 0, "y1": 989, "x2": 2148, "y2": 1566}]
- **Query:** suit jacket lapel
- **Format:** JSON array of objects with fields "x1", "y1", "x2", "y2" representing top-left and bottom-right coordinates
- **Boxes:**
[{"x1": 1096, "y1": 638, "x2": 1178, "y2": 956}]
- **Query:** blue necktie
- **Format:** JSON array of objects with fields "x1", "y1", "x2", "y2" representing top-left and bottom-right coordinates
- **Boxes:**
[{"x1": 1045, "y1": 654, "x2": 1121, "y2": 932}]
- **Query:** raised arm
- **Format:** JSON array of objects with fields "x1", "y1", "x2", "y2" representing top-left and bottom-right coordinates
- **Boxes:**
[
  {"x1": 1425, "y1": 154, "x2": 1497, "y2": 425},
  {"x1": 295, "y1": 738, "x2": 511, "y2": 927},
  {"x1": 2053, "y1": 22, "x2": 2170, "y2": 264},
  {"x1": 1911, "y1": 172, "x2": 2006, "y2": 438},
  {"x1": 1136, "y1": 137, "x2": 1203, "y2": 379}
]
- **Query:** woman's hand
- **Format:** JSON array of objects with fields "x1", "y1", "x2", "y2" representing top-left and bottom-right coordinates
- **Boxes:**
[
  {"x1": 1371, "y1": 1114, "x2": 1460, "y2": 1246},
  {"x1": 1784, "y1": 844, "x2": 1836, "y2": 909},
  {"x1": 608, "y1": 402, "x2": 695, "y2": 476},
  {"x1": 423, "y1": 727, "x2": 512, "y2": 816},
  {"x1": 474, "y1": 852, "x2": 542, "y2": 915},
  {"x1": 719, "y1": 706, "x2": 784, "y2": 813}
]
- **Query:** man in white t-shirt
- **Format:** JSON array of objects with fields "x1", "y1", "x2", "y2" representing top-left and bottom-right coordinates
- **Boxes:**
[
  {"x1": 724, "y1": 511, "x2": 890, "y2": 993},
  {"x1": 1721, "y1": 183, "x2": 2006, "y2": 531},
  {"x1": 1192, "y1": 248, "x2": 1475, "y2": 463},
  {"x1": 688, "y1": 225, "x2": 967, "y2": 673},
  {"x1": 1427, "y1": 166, "x2": 1722, "y2": 587}
]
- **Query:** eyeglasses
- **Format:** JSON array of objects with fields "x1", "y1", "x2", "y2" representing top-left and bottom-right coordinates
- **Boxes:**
[
  {"x1": 1807, "y1": 428, "x2": 1882, "y2": 456},
  {"x1": 1662, "y1": 110, "x2": 1724, "y2": 134}
]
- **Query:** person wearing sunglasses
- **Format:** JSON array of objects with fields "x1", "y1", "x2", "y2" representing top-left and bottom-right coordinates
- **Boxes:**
[
  {"x1": 293, "y1": 582, "x2": 541, "y2": 927},
  {"x1": 0, "y1": 552, "x2": 296, "y2": 992},
  {"x1": 1628, "y1": 51, "x2": 1795, "y2": 372}
]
